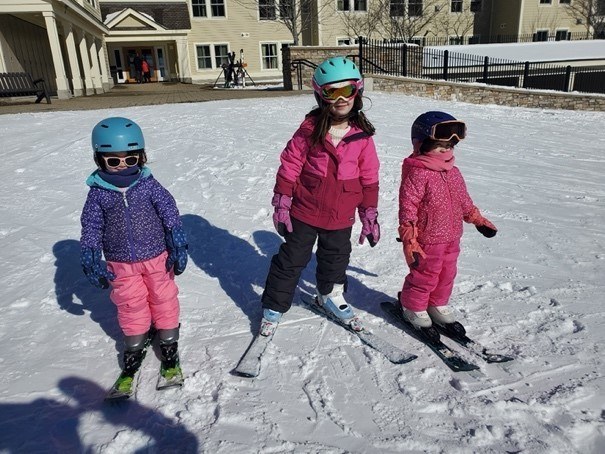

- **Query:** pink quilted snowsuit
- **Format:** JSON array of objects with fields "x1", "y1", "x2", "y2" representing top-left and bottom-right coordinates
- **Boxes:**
[{"x1": 398, "y1": 155, "x2": 476, "y2": 311}]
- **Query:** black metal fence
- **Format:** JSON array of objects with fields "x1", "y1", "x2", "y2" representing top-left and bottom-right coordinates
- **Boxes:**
[
  {"x1": 357, "y1": 38, "x2": 605, "y2": 95},
  {"x1": 396, "y1": 31, "x2": 600, "y2": 47}
]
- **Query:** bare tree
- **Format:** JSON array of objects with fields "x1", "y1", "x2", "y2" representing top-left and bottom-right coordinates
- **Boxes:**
[
  {"x1": 381, "y1": 0, "x2": 444, "y2": 42},
  {"x1": 233, "y1": 0, "x2": 330, "y2": 45},
  {"x1": 563, "y1": 0, "x2": 605, "y2": 38},
  {"x1": 339, "y1": 0, "x2": 385, "y2": 41},
  {"x1": 436, "y1": 0, "x2": 476, "y2": 44}
]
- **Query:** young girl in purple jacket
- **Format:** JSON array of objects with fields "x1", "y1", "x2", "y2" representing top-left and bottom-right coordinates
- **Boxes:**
[
  {"x1": 80, "y1": 117, "x2": 188, "y2": 390},
  {"x1": 398, "y1": 111, "x2": 498, "y2": 329},
  {"x1": 259, "y1": 57, "x2": 381, "y2": 337}
]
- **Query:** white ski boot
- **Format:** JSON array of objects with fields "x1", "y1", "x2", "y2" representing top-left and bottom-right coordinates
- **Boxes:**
[
  {"x1": 317, "y1": 284, "x2": 364, "y2": 332},
  {"x1": 402, "y1": 308, "x2": 433, "y2": 329},
  {"x1": 260, "y1": 308, "x2": 282, "y2": 337},
  {"x1": 427, "y1": 305, "x2": 455, "y2": 326}
]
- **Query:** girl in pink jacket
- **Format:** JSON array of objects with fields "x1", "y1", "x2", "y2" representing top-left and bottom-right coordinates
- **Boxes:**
[
  {"x1": 398, "y1": 111, "x2": 497, "y2": 329},
  {"x1": 259, "y1": 57, "x2": 380, "y2": 337}
]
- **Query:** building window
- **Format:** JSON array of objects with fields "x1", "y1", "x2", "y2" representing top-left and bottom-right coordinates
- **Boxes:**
[
  {"x1": 534, "y1": 30, "x2": 549, "y2": 41},
  {"x1": 196, "y1": 45, "x2": 212, "y2": 69},
  {"x1": 451, "y1": 0, "x2": 462, "y2": 13},
  {"x1": 559, "y1": 0, "x2": 570, "y2": 4},
  {"x1": 390, "y1": 0, "x2": 404, "y2": 17},
  {"x1": 337, "y1": 0, "x2": 350, "y2": 11},
  {"x1": 338, "y1": 38, "x2": 352, "y2": 45},
  {"x1": 353, "y1": 0, "x2": 367, "y2": 11},
  {"x1": 539, "y1": 0, "x2": 552, "y2": 4},
  {"x1": 470, "y1": 0, "x2": 481, "y2": 12},
  {"x1": 280, "y1": 0, "x2": 294, "y2": 18},
  {"x1": 214, "y1": 44, "x2": 229, "y2": 67},
  {"x1": 260, "y1": 0, "x2": 276, "y2": 19},
  {"x1": 193, "y1": 0, "x2": 224, "y2": 17},
  {"x1": 449, "y1": 36, "x2": 463, "y2": 45},
  {"x1": 409, "y1": 0, "x2": 423, "y2": 16},
  {"x1": 261, "y1": 43, "x2": 279, "y2": 69},
  {"x1": 192, "y1": 0, "x2": 207, "y2": 17},
  {"x1": 555, "y1": 29, "x2": 569, "y2": 40}
]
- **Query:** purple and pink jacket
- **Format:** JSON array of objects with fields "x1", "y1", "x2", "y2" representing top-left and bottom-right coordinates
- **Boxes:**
[
  {"x1": 399, "y1": 155, "x2": 475, "y2": 245},
  {"x1": 274, "y1": 116, "x2": 380, "y2": 230},
  {"x1": 80, "y1": 167, "x2": 182, "y2": 263}
]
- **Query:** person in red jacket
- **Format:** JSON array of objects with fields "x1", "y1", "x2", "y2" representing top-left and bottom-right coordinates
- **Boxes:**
[
  {"x1": 259, "y1": 57, "x2": 380, "y2": 336},
  {"x1": 398, "y1": 111, "x2": 498, "y2": 329}
]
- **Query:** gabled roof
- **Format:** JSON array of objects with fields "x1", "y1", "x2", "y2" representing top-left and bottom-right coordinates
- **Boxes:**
[{"x1": 101, "y1": 2, "x2": 191, "y2": 30}]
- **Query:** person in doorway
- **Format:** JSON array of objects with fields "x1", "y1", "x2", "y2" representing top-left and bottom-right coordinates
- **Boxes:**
[
  {"x1": 133, "y1": 53, "x2": 143, "y2": 83},
  {"x1": 398, "y1": 111, "x2": 497, "y2": 329},
  {"x1": 80, "y1": 117, "x2": 188, "y2": 390},
  {"x1": 259, "y1": 56, "x2": 380, "y2": 337},
  {"x1": 141, "y1": 58, "x2": 151, "y2": 83}
]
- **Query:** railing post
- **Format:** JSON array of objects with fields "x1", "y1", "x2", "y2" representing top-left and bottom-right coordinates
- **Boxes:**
[
  {"x1": 358, "y1": 36, "x2": 364, "y2": 76},
  {"x1": 443, "y1": 50, "x2": 449, "y2": 81},
  {"x1": 483, "y1": 56, "x2": 489, "y2": 83},
  {"x1": 564, "y1": 65, "x2": 572, "y2": 92},
  {"x1": 402, "y1": 44, "x2": 408, "y2": 77},
  {"x1": 522, "y1": 61, "x2": 530, "y2": 88}
]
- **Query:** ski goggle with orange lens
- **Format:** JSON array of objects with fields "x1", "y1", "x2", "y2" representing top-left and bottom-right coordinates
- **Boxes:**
[
  {"x1": 428, "y1": 120, "x2": 467, "y2": 141},
  {"x1": 313, "y1": 79, "x2": 364, "y2": 103},
  {"x1": 101, "y1": 155, "x2": 139, "y2": 168}
]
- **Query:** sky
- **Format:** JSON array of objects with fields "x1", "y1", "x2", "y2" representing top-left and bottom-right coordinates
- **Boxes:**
[{"x1": 0, "y1": 90, "x2": 604, "y2": 453}]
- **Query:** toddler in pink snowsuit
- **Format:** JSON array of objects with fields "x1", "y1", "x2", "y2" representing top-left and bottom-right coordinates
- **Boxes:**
[{"x1": 398, "y1": 111, "x2": 498, "y2": 329}]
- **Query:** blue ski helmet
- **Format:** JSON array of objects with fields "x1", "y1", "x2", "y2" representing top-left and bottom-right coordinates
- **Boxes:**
[
  {"x1": 91, "y1": 117, "x2": 145, "y2": 153},
  {"x1": 313, "y1": 56, "x2": 362, "y2": 89},
  {"x1": 411, "y1": 111, "x2": 459, "y2": 144}
]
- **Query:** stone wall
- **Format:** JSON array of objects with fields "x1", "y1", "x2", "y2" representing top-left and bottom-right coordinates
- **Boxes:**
[
  {"x1": 282, "y1": 45, "x2": 605, "y2": 112},
  {"x1": 370, "y1": 74, "x2": 605, "y2": 112}
]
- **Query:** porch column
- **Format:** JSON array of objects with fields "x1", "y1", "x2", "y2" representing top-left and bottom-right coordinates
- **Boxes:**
[
  {"x1": 88, "y1": 36, "x2": 103, "y2": 94},
  {"x1": 78, "y1": 30, "x2": 95, "y2": 95},
  {"x1": 63, "y1": 23, "x2": 84, "y2": 97},
  {"x1": 176, "y1": 37, "x2": 192, "y2": 83},
  {"x1": 42, "y1": 11, "x2": 70, "y2": 99},
  {"x1": 97, "y1": 41, "x2": 112, "y2": 90}
]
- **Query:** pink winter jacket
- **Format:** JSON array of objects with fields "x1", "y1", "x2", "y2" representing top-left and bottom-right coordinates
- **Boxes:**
[
  {"x1": 274, "y1": 115, "x2": 379, "y2": 230},
  {"x1": 399, "y1": 155, "x2": 475, "y2": 245}
]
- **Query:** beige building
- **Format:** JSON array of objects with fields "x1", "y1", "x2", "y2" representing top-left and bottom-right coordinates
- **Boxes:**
[
  {"x1": 0, "y1": 0, "x2": 110, "y2": 99},
  {"x1": 1, "y1": 0, "x2": 600, "y2": 99}
]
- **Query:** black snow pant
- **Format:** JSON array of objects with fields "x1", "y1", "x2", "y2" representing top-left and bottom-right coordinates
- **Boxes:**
[{"x1": 261, "y1": 217, "x2": 352, "y2": 313}]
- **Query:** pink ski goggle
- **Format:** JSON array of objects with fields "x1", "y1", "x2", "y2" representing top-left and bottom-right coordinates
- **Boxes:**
[{"x1": 313, "y1": 79, "x2": 364, "y2": 103}]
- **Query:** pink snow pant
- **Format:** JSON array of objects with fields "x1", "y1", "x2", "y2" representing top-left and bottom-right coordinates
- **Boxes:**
[
  {"x1": 107, "y1": 251, "x2": 180, "y2": 336},
  {"x1": 400, "y1": 240, "x2": 460, "y2": 312}
]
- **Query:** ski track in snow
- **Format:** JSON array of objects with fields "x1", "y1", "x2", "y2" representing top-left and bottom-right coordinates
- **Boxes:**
[{"x1": 0, "y1": 93, "x2": 604, "y2": 453}]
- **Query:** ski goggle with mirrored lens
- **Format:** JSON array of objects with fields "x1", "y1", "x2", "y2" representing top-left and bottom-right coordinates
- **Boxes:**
[
  {"x1": 428, "y1": 120, "x2": 467, "y2": 141},
  {"x1": 101, "y1": 155, "x2": 139, "y2": 168},
  {"x1": 313, "y1": 79, "x2": 363, "y2": 103}
]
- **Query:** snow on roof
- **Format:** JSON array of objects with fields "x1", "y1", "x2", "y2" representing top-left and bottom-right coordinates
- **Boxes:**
[{"x1": 430, "y1": 40, "x2": 605, "y2": 63}]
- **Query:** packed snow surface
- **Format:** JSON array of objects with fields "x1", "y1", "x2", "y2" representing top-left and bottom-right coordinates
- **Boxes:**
[{"x1": 0, "y1": 91, "x2": 604, "y2": 453}]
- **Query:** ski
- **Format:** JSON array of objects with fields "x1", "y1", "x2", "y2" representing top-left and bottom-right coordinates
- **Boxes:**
[
  {"x1": 301, "y1": 293, "x2": 417, "y2": 364},
  {"x1": 105, "y1": 330, "x2": 156, "y2": 401},
  {"x1": 433, "y1": 321, "x2": 514, "y2": 363},
  {"x1": 381, "y1": 301, "x2": 479, "y2": 372},
  {"x1": 233, "y1": 330, "x2": 275, "y2": 378}
]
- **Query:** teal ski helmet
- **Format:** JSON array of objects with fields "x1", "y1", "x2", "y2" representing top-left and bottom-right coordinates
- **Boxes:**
[
  {"x1": 91, "y1": 117, "x2": 145, "y2": 153},
  {"x1": 312, "y1": 56, "x2": 362, "y2": 87},
  {"x1": 312, "y1": 57, "x2": 363, "y2": 106}
]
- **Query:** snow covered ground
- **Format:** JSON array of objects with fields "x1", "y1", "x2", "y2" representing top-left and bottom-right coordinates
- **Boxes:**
[{"x1": 0, "y1": 91, "x2": 604, "y2": 453}]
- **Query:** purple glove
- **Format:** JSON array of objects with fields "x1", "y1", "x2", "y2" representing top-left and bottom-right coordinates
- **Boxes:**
[
  {"x1": 271, "y1": 193, "x2": 293, "y2": 237},
  {"x1": 359, "y1": 207, "x2": 380, "y2": 247}
]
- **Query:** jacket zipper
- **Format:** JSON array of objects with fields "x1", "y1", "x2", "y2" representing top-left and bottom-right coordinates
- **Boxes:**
[{"x1": 122, "y1": 191, "x2": 137, "y2": 261}]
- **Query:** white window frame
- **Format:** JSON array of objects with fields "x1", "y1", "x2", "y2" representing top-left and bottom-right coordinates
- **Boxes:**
[
  {"x1": 539, "y1": 0, "x2": 552, "y2": 5},
  {"x1": 535, "y1": 29, "x2": 549, "y2": 41},
  {"x1": 195, "y1": 43, "x2": 231, "y2": 71},
  {"x1": 191, "y1": 0, "x2": 227, "y2": 19},
  {"x1": 259, "y1": 42, "x2": 283, "y2": 71},
  {"x1": 451, "y1": 0, "x2": 463, "y2": 13}
]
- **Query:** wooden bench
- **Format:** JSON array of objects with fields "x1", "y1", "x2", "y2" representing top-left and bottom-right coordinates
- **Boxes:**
[{"x1": 0, "y1": 72, "x2": 51, "y2": 104}]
